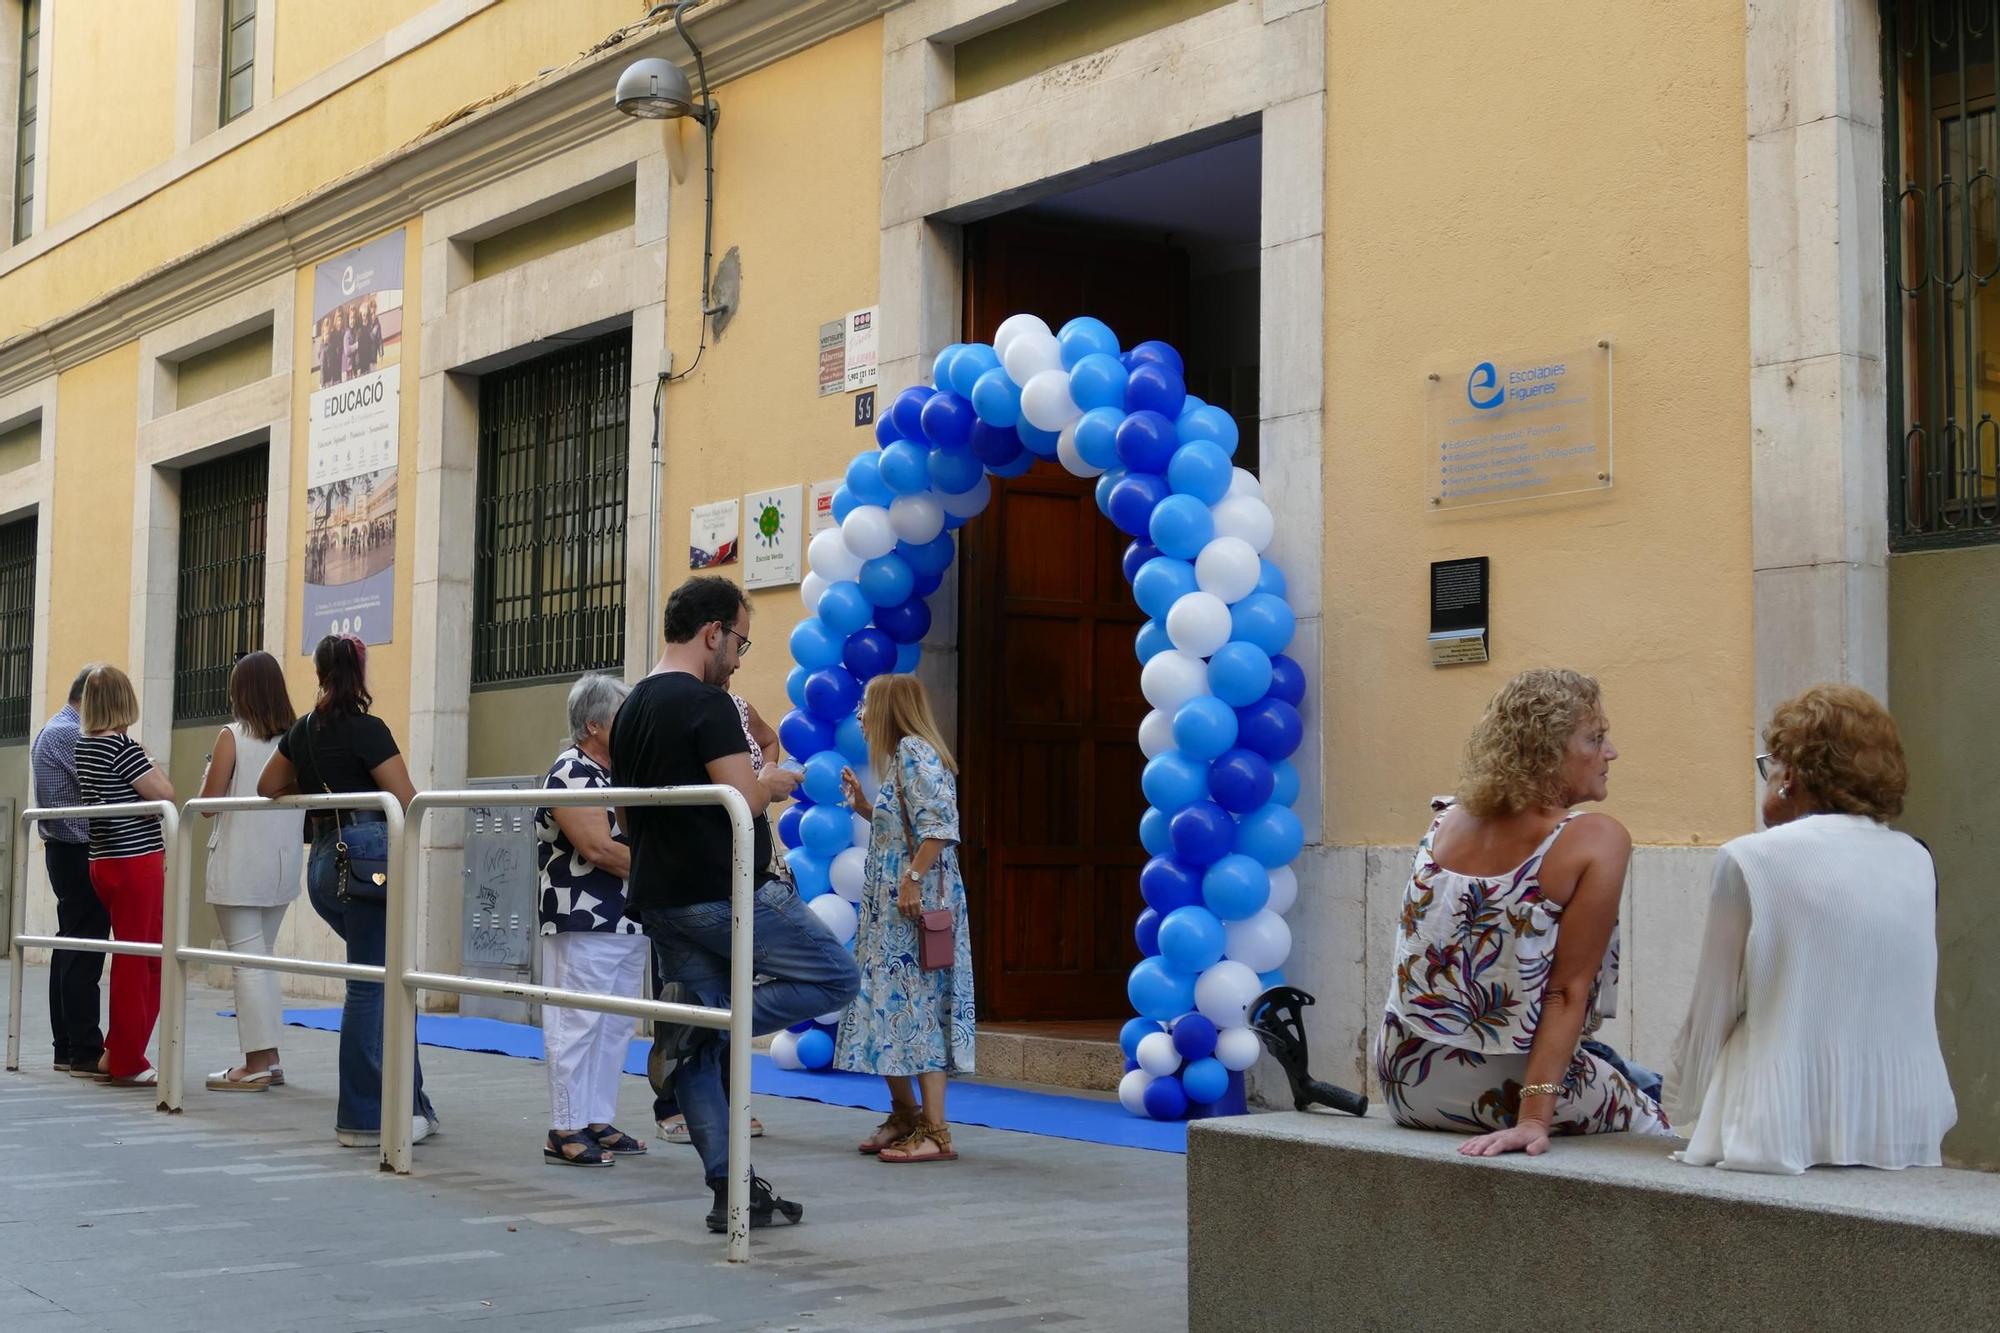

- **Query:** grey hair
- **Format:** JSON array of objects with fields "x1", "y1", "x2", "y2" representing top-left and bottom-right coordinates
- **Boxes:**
[
  {"x1": 567, "y1": 673, "x2": 630, "y2": 745},
  {"x1": 67, "y1": 662, "x2": 104, "y2": 705}
]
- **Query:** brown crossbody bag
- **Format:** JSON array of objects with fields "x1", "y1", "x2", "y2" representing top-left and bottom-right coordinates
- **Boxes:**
[{"x1": 895, "y1": 751, "x2": 955, "y2": 972}]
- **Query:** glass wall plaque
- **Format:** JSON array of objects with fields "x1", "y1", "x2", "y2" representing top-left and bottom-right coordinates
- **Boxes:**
[{"x1": 1426, "y1": 343, "x2": 1613, "y2": 510}]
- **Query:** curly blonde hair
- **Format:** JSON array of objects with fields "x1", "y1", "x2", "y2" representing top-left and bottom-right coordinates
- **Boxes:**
[
  {"x1": 1457, "y1": 668, "x2": 1605, "y2": 817},
  {"x1": 1764, "y1": 684, "x2": 1907, "y2": 821}
]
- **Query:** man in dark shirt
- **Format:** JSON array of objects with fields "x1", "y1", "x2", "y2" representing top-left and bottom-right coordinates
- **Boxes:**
[
  {"x1": 612, "y1": 576, "x2": 858, "y2": 1234},
  {"x1": 31, "y1": 664, "x2": 111, "y2": 1073}
]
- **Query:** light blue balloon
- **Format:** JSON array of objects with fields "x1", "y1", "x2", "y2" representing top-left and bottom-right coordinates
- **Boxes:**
[
  {"x1": 846, "y1": 452, "x2": 894, "y2": 507},
  {"x1": 803, "y1": 751, "x2": 849, "y2": 807},
  {"x1": 949, "y1": 343, "x2": 1001, "y2": 400},
  {"x1": 859, "y1": 553, "x2": 915, "y2": 608},
  {"x1": 1257, "y1": 968, "x2": 1287, "y2": 991},
  {"x1": 1270, "y1": 758, "x2": 1301, "y2": 807},
  {"x1": 1128, "y1": 956, "x2": 1198, "y2": 1022},
  {"x1": 800, "y1": 803, "x2": 853, "y2": 856},
  {"x1": 1148, "y1": 494, "x2": 1215, "y2": 561},
  {"x1": 1072, "y1": 406, "x2": 1125, "y2": 471},
  {"x1": 1167, "y1": 441, "x2": 1233, "y2": 505},
  {"x1": 818, "y1": 581, "x2": 873, "y2": 636},
  {"x1": 1058, "y1": 316, "x2": 1120, "y2": 368},
  {"x1": 1181, "y1": 1055, "x2": 1229, "y2": 1104},
  {"x1": 786, "y1": 665, "x2": 810, "y2": 710},
  {"x1": 1255, "y1": 559, "x2": 1288, "y2": 600},
  {"x1": 1229, "y1": 593, "x2": 1297, "y2": 656},
  {"x1": 836, "y1": 712, "x2": 870, "y2": 766},
  {"x1": 1236, "y1": 803, "x2": 1305, "y2": 868},
  {"x1": 970, "y1": 367, "x2": 1022, "y2": 427},
  {"x1": 880, "y1": 441, "x2": 932, "y2": 496},
  {"x1": 1140, "y1": 806, "x2": 1173, "y2": 857},
  {"x1": 1121, "y1": 1016, "x2": 1163, "y2": 1060},
  {"x1": 1095, "y1": 468, "x2": 1127, "y2": 517},
  {"x1": 1180, "y1": 404, "x2": 1240, "y2": 457},
  {"x1": 990, "y1": 449, "x2": 1034, "y2": 478},
  {"x1": 1207, "y1": 641, "x2": 1274, "y2": 708},
  {"x1": 1132, "y1": 556, "x2": 1197, "y2": 621},
  {"x1": 796, "y1": 1027, "x2": 835, "y2": 1069},
  {"x1": 1157, "y1": 905, "x2": 1226, "y2": 972},
  {"x1": 1068, "y1": 353, "x2": 1129, "y2": 412},
  {"x1": 900, "y1": 533, "x2": 957, "y2": 576},
  {"x1": 895, "y1": 640, "x2": 922, "y2": 672},
  {"x1": 1134, "y1": 619, "x2": 1173, "y2": 665},
  {"x1": 1176, "y1": 394, "x2": 1208, "y2": 424},
  {"x1": 1141, "y1": 751, "x2": 1211, "y2": 813},
  {"x1": 1172, "y1": 696, "x2": 1239, "y2": 762},
  {"x1": 931, "y1": 343, "x2": 965, "y2": 390},
  {"x1": 787, "y1": 845, "x2": 832, "y2": 899},
  {"x1": 790, "y1": 617, "x2": 845, "y2": 670},
  {"x1": 1202, "y1": 853, "x2": 1271, "y2": 921}
]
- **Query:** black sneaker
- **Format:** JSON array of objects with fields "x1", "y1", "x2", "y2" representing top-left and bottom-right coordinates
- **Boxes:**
[
  {"x1": 647, "y1": 982, "x2": 708, "y2": 1096},
  {"x1": 706, "y1": 1175, "x2": 804, "y2": 1233}
]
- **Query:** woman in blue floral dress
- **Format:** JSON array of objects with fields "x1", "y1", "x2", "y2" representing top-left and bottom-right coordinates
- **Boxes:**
[{"x1": 835, "y1": 674, "x2": 974, "y2": 1164}]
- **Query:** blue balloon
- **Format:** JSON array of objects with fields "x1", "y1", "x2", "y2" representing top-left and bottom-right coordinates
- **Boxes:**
[
  {"x1": 873, "y1": 413, "x2": 903, "y2": 448},
  {"x1": 1139, "y1": 806, "x2": 1173, "y2": 858},
  {"x1": 1095, "y1": 468, "x2": 1127, "y2": 518},
  {"x1": 899, "y1": 534, "x2": 956, "y2": 577},
  {"x1": 1128, "y1": 957, "x2": 1198, "y2": 1023},
  {"x1": 1203, "y1": 853, "x2": 1271, "y2": 921},
  {"x1": 859, "y1": 553, "x2": 915, "y2": 608},
  {"x1": 928, "y1": 445, "x2": 983, "y2": 495},
  {"x1": 1169, "y1": 799, "x2": 1236, "y2": 867},
  {"x1": 776, "y1": 803, "x2": 804, "y2": 849},
  {"x1": 786, "y1": 1019, "x2": 814, "y2": 1035},
  {"x1": 1167, "y1": 440, "x2": 1233, "y2": 504},
  {"x1": 875, "y1": 596, "x2": 931, "y2": 645},
  {"x1": 796, "y1": 1028, "x2": 835, "y2": 1070},
  {"x1": 1128, "y1": 339, "x2": 1185, "y2": 374},
  {"x1": 1236, "y1": 697, "x2": 1303, "y2": 761},
  {"x1": 1172, "y1": 1013, "x2": 1219, "y2": 1061},
  {"x1": 800, "y1": 803, "x2": 853, "y2": 856},
  {"x1": 931, "y1": 343, "x2": 964, "y2": 389},
  {"x1": 1115, "y1": 411, "x2": 1178, "y2": 475},
  {"x1": 1207, "y1": 641, "x2": 1274, "y2": 709},
  {"x1": 790, "y1": 618, "x2": 845, "y2": 669},
  {"x1": 910, "y1": 567, "x2": 944, "y2": 599},
  {"x1": 1068, "y1": 352, "x2": 1129, "y2": 412},
  {"x1": 1177, "y1": 394, "x2": 1207, "y2": 422},
  {"x1": 879, "y1": 441, "x2": 932, "y2": 497},
  {"x1": 1141, "y1": 750, "x2": 1210, "y2": 812},
  {"x1": 1256, "y1": 559, "x2": 1288, "y2": 600},
  {"x1": 1073, "y1": 406, "x2": 1125, "y2": 471},
  {"x1": 802, "y1": 751, "x2": 848, "y2": 807},
  {"x1": 970, "y1": 368, "x2": 1021, "y2": 427},
  {"x1": 1107, "y1": 472, "x2": 1171, "y2": 538},
  {"x1": 1179, "y1": 404, "x2": 1240, "y2": 456},
  {"x1": 1143, "y1": 1073, "x2": 1189, "y2": 1121},
  {"x1": 1122, "y1": 540, "x2": 1161, "y2": 584},
  {"x1": 1058, "y1": 316, "x2": 1120, "y2": 368},
  {"x1": 919, "y1": 391, "x2": 977, "y2": 450},
  {"x1": 842, "y1": 627, "x2": 897, "y2": 681},
  {"x1": 846, "y1": 452, "x2": 894, "y2": 507},
  {"x1": 817, "y1": 582, "x2": 873, "y2": 636},
  {"x1": 1157, "y1": 904, "x2": 1226, "y2": 971},
  {"x1": 1135, "y1": 908, "x2": 1162, "y2": 958},
  {"x1": 967, "y1": 418, "x2": 1024, "y2": 468},
  {"x1": 1181, "y1": 1056, "x2": 1229, "y2": 1105},
  {"x1": 1268, "y1": 653, "x2": 1306, "y2": 707},
  {"x1": 1148, "y1": 493, "x2": 1215, "y2": 561},
  {"x1": 1125, "y1": 360, "x2": 1187, "y2": 419},
  {"x1": 1140, "y1": 855, "x2": 1203, "y2": 915},
  {"x1": 1257, "y1": 969, "x2": 1287, "y2": 992},
  {"x1": 890, "y1": 386, "x2": 933, "y2": 440},
  {"x1": 989, "y1": 449, "x2": 1034, "y2": 478},
  {"x1": 803, "y1": 666, "x2": 861, "y2": 721},
  {"x1": 1209, "y1": 747, "x2": 1276, "y2": 814},
  {"x1": 835, "y1": 712, "x2": 870, "y2": 765},
  {"x1": 1121, "y1": 1016, "x2": 1163, "y2": 1060},
  {"x1": 1230, "y1": 593, "x2": 1296, "y2": 655},
  {"x1": 948, "y1": 343, "x2": 1000, "y2": 400},
  {"x1": 1134, "y1": 619, "x2": 1173, "y2": 665},
  {"x1": 787, "y1": 846, "x2": 832, "y2": 899},
  {"x1": 1270, "y1": 758, "x2": 1301, "y2": 807},
  {"x1": 1172, "y1": 696, "x2": 1239, "y2": 761},
  {"x1": 830, "y1": 486, "x2": 858, "y2": 524},
  {"x1": 895, "y1": 640, "x2": 922, "y2": 672},
  {"x1": 785, "y1": 664, "x2": 810, "y2": 710},
  {"x1": 1017, "y1": 419, "x2": 1060, "y2": 457},
  {"x1": 1133, "y1": 556, "x2": 1197, "y2": 621},
  {"x1": 1236, "y1": 803, "x2": 1304, "y2": 868}
]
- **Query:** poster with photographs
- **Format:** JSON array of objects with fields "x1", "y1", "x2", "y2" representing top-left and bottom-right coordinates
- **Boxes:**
[{"x1": 302, "y1": 230, "x2": 405, "y2": 651}]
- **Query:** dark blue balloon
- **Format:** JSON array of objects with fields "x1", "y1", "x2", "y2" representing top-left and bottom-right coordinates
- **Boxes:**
[
  {"x1": 1128, "y1": 339, "x2": 1185, "y2": 375},
  {"x1": 910, "y1": 567, "x2": 944, "y2": 599},
  {"x1": 1236, "y1": 697, "x2": 1303, "y2": 761},
  {"x1": 776, "y1": 803, "x2": 804, "y2": 849},
  {"x1": 803, "y1": 666, "x2": 861, "y2": 721},
  {"x1": 1169, "y1": 800, "x2": 1236, "y2": 868},
  {"x1": 1172, "y1": 1013, "x2": 1219, "y2": 1061},
  {"x1": 928, "y1": 445, "x2": 983, "y2": 495},
  {"x1": 858, "y1": 552, "x2": 915, "y2": 608},
  {"x1": 899, "y1": 533, "x2": 956, "y2": 577},
  {"x1": 1209, "y1": 747, "x2": 1276, "y2": 814},
  {"x1": 879, "y1": 441, "x2": 932, "y2": 496},
  {"x1": 1139, "y1": 806, "x2": 1173, "y2": 857},
  {"x1": 1123, "y1": 540, "x2": 1160, "y2": 584},
  {"x1": 785, "y1": 664, "x2": 810, "y2": 710},
  {"x1": 846, "y1": 452, "x2": 894, "y2": 507},
  {"x1": 895, "y1": 640, "x2": 922, "y2": 672},
  {"x1": 1140, "y1": 855, "x2": 1203, "y2": 914},
  {"x1": 1125, "y1": 361, "x2": 1187, "y2": 419},
  {"x1": 873, "y1": 413, "x2": 903, "y2": 448},
  {"x1": 1106, "y1": 472, "x2": 1171, "y2": 538},
  {"x1": 967, "y1": 419, "x2": 1022, "y2": 469},
  {"x1": 890, "y1": 386, "x2": 933, "y2": 440},
  {"x1": 778, "y1": 708, "x2": 836, "y2": 760},
  {"x1": 989, "y1": 449, "x2": 1034, "y2": 478},
  {"x1": 1132, "y1": 556, "x2": 1197, "y2": 621},
  {"x1": 1115, "y1": 411, "x2": 1178, "y2": 475},
  {"x1": 1143, "y1": 1073, "x2": 1189, "y2": 1121},
  {"x1": 842, "y1": 627, "x2": 897, "y2": 681},
  {"x1": 1256, "y1": 559, "x2": 1288, "y2": 599},
  {"x1": 1135, "y1": 907, "x2": 1162, "y2": 957},
  {"x1": 948, "y1": 343, "x2": 1001, "y2": 400},
  {"x1": 875, "y1": 596, "x2": 932, "y2": 645},
  {"x1": 787, "y1": 1018, "x2": 815, "y2": 1035},
  {"x1": 1120, "y1": 1015, "x2": 1162, "y2": 1059},
  {"x1": 830, "y1": 486, "x2": 858, "y2": 524},
  {"x1": 1268, "y1": 653, "x2": 1306, "y2": 707},
  {"x1": 1134, "y1": 618, "x2": 1173, "y2": 665},
  {"x1": 1017, "y1": 419, "x2": 1060, "y2": 457},
  {"x1": 919, "y1": 391, "x2": 977, "y2": 450}
]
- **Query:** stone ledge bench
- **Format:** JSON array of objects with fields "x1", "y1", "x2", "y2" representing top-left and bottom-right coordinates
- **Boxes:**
[{"x1": 1188, "y1": 1110, "x2": 2000, "y2": 1332}]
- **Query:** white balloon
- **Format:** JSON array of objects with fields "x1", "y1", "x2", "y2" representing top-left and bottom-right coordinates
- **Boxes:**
[
  {"x1": 1165, "y1": 591, "x2": 1232, "y2": 658},
  {"x1": 993, "y1": 313, "x2": 1051, "y2": 362},
  {"x1": 1055, "y1": 421, "x2": 1102, "y2": 478},
  {"x1": 816, "y1": 1007, "x2": 848, "y2": 1027},
  {"x1": 1223, "y1": 910, "x2": 1293, "y2": 973},
  {"x1": 1226, "y1": 467, "x2": 1264, "y2": 502},
  {"x1": 839, "y1": 505, "x2": 897, "y2": 561},
  {"x1": 1264, "y1": 865, "x2": 1298, "y2": 916},
  {"x1": 800, "y1": 570, "x2": 829, "y2": 614},
  {"x1": 770, "y1": 1029, "x2": 804, "y2": 1071},
  {"x1": 1211, "y1": 494, "x2": 1275, "y2": 553},
  {"x1": 1135, "y1": 1031, "x2": 1182, "y2": 1077},
  {"x1": 1002, "y1": 329, "x2": 1063, "y2": 386},
  {"x1": 889, "y1": 493, "x2": 946, "y2": 545},
  {"x1": 809, "y1": 527, "x2": 863, "y2": 582},
  {"x1": 1138, "y1": 708, "x2": 1176, "y2": 759},
  {"x1": 1118, "y1": 1068, "x2": 1155, "y2": 1116},
  {"x1": 808, "y1": 892, "x2": 858, "y2": 944},
  {"x1": 1020, "y1": 368, "x2": 1082, "y2": 432},
  {"x1": 1194, "y1": 536, "x2": 1261, "y2": 604},
  {"x1": 830, "y1": 846, "x2": 867, "y2": 902},
  {"x1": 1140, "y1": 649, "x2": 1210, "y2": 712},
  {"x1": 1214, "y1": 1025, "x2": 1262, "y2": 1072},
  {"x1": 1194, "y1": 959, "x2": 1263, "y2": 1029},
  {"x1": 940, "y1": 477, "x2": 989, "y2": 519}
]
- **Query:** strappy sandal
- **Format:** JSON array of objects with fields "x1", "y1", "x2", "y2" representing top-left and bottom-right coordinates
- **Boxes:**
[
  {"x1": 878, "y1": 1120, "x2": 957, "y2": 1164},
  {"x1": 858, "y1": 1105, "x2": 921, "y2": 1154},
  {"x1": 206, "y1": 1067, "x2": 274, "y2": 1092},
  {"x1": 544, "y1": 1130, "x2": 613, "y2": 1167},
  {"x1": 107, "y1": 1069, "x2": 158, "y2": 1088},
  {"x1": 586, "y1": 1124, "x2": 647, "y2": 1155}
]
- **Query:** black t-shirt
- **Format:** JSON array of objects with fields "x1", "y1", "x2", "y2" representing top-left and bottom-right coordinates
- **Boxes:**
[
  {"x1": 278, "y1": 711, "x2": 400, "y2": 831},
  {"x1": 610, "y1": 671, "x2": 770, "y2": 912}
]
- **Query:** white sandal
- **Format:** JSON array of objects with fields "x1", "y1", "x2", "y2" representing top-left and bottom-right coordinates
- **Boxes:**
[
  {"x1": 206, "y1": 1067, "x2": 274, "y2": 1092},
  {"x1": 107, "y1": 1069, "x2": 158, "y2": 1088}
]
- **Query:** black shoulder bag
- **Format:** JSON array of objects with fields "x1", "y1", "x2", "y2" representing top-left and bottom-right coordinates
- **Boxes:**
[{"x1": 304, "y1": 711, "x2": 389, "y2": 902}]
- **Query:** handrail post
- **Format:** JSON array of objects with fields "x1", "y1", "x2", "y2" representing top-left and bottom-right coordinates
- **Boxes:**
[
  {"x1": 380, "y1": 792, "x2": 418, "y2": 1174},
  {"x1": 154, "y1": 803, "x2": 185, "y2": 1113},
  {"x1": 723, "y1": 784, "x2": 754, "y2": 1264},
  {"x1": 6, "y1": 807, "x2": 28, "y2": 1072}
]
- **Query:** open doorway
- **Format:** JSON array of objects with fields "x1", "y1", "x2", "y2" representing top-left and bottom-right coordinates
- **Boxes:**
[{"x1": 957, "y1": 129, "x2": 1262, "y2": 1023}]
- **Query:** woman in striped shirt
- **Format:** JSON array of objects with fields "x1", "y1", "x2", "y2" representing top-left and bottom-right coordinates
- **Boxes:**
[{"x1": 75, "y1": 665, "x2": 176, "y2": 1086}]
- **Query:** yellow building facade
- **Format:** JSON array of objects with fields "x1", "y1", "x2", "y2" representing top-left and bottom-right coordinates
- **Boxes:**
[{"x1": 0, "y1": 0, "x2": 1990, "y2": 1165}]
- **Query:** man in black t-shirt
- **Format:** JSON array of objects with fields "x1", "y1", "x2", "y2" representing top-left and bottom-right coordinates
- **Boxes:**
[{"x1": 612, "y1": 576, "x2": 859, "y2": 1234}]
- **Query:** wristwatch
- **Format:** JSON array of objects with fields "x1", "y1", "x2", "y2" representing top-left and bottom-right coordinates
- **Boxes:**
[{"x1": 903, "y1": 867, "x2": 923, "y2": 885}]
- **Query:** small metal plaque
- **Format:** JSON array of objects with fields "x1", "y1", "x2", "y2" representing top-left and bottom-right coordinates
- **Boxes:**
[
  {"x1": 1428, "y1": 343, "x2": 1612, "y2": 509},
  {"x1": 1429, "y1": 556, "x2": 1489, "y2": 667}
]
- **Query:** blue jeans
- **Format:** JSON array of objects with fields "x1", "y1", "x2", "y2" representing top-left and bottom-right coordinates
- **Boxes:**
[
  {"x1": 306, "y1": 817, "x2": 435, "y2": 1134},
  {"x1": 643, "y1": 879, "x2": 860, "y2": 1184}
]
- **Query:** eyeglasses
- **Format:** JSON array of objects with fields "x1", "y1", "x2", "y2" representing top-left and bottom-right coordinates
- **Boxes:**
[
  {"x1": 1755, "y1": 753, "x2": 1774, "y2": 782},
  {"x1": 720, "y1": 626, "x2": 751, "y2": 657}
]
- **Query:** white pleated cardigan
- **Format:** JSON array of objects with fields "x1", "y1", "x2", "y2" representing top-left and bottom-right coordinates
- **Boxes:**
[{"x1": 1663, "y1": 813, "x2": 1957, "y2": 1174}]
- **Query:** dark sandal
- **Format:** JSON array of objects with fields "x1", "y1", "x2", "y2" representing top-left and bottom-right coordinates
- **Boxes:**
[
  {"x1": 859, "y1": 1106, "x2": 921, "y2": 1154},
  {"x1": 544, "y1": 1130, "x2": 613, "y2": 1167},
  {"x1": 586, "y1": 1124, "x2": 647, "y2": 1155},
  {"x1": 878, "y1": 1121, "x2": 957, "y2": 1164}
]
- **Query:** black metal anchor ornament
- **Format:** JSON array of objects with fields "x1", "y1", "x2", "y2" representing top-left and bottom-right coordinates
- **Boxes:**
[{"x1": 1249, "y1": 986, "x2": 1369, "y2": 1117}]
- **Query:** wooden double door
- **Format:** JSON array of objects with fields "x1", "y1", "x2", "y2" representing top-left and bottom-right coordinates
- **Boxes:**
[{"x1": 958, "y1": 220, "x2": 1190, "y2": 1021}]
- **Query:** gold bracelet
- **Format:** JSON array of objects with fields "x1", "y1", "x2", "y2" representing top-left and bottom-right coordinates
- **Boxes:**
[{"x1": 1520, "y1": 1082, "x2": 1566, "y2": 1098}]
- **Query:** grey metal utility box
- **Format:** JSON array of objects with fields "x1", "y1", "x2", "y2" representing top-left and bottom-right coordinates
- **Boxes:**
[{"x1": 459, "y1": 776, "x2": 540, "y2": 1022}]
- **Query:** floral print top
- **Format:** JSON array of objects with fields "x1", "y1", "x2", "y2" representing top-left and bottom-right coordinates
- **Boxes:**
[{"x1": 1383, "y1": 798, "x2": 1618, "y2": 1054}]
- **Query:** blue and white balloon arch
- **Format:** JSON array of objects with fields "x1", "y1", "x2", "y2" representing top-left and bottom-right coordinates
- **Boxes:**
[{"x1": 769, "y1": 314, "x2": 1303, "y2": 1122}]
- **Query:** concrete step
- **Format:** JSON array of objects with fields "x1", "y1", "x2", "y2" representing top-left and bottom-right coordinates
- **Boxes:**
[{"x1": 975, "y1": 1023, "x2": 1126, "y2": 1092}]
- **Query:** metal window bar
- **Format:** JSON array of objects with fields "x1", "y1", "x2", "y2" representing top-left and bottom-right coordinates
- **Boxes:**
[
  {"x1": 221, "y1": 0, "x2": 257, "y2": 125},
  {"x1": 383, "y1": 786, "x2": 758, "y2": 1260},
  {"x1": 174, "y1": 446, "x2": 269, "y2": 722},
  {"x1": 473, "y1": 333, "x2": 630, "y2": 686},
  {"x1": 0, "y1": 514, "x2": 34, "y2": 741},
  {"x1": 1885, "y1": 0, "x2": 2000, "y2": 548},
  {"x1": 14, "y1": 0, "x2": 39, "y2": 244}
]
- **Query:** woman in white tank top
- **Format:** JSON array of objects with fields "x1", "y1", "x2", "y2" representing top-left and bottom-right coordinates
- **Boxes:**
[{"x1": 196, "y1": 652, "x2": 304, "y2": 1091}]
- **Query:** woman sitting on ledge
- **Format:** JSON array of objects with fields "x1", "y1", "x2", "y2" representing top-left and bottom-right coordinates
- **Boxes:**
[
  {"x1": 1664, "y1": 685, "x2": 1956, "y2": 1174},
  {"x1": 1374, "y1": 668, "x2": 1673, "y2": 1156}
]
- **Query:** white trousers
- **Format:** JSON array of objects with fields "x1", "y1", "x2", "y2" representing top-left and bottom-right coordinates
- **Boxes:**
[
  {"x1": 212, "y1": 902, "x2": 291, "y2": 1056},
  {"x1": 541, "y1": 931, "x2": 648, "y2": 1131}
]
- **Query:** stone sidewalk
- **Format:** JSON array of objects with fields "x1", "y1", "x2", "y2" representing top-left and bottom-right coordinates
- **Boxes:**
[{"x1": 0, "y1": 963, "x2": 1187, "y2": 1332}]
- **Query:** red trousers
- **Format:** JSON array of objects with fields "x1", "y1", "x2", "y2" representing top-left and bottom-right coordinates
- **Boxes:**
[{"x1": 89, "y1": 851, "x2": 163, "y2": 1078}]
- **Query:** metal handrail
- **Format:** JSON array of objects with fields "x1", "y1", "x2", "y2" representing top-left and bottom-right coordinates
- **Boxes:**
[
  {"x1": 7, "y1": 801, "x2": 181, "y2": 1101},
  {"x1": 388, "y1": 785, "x2": 759, "y2": 1262}
]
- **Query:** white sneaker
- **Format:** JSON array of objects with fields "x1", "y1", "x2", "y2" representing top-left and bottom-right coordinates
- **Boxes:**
[
  {"x1": 411, "y1": 1116, "x2": 433, "y2": 1145},
  {"x1": 335, "y1": 1128, "x2": 380, "y2": 1148}
]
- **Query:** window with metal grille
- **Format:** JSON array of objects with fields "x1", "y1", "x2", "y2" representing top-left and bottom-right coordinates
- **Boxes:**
[
  {"x1": 13, "y1": 0, "x2": 39, "y2": 244},
  {"x1": 473, "y1": 332, "x2": 631, "y2": 686},
  {"x1": 220, "y1": 0, "x2": 256, "y2": 125},
  {"x1": 173, "y1": 446, "x2": 268, "y2": 723},
  {"x1": 1885, "y1": 0, "x2": 2000, "y2": 548},
  {"x1": 0, "y1": 515, "x2": 34, "y2": 742}
]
